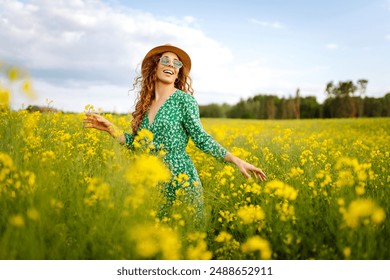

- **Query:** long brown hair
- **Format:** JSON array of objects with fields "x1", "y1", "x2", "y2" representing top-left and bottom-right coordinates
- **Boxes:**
[{"x1": 131, "y1": 53, "x2": 194, "y2": 134}]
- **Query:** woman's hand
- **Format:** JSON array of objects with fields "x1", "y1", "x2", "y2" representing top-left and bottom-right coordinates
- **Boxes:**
[
  {"x1": 83, "y1": 112, "x2": 125, "y2": 143},
  {"x1": 83, "y1": 112, "x2": 113, "y2": 132},
  {"x1": 224, "y1": 152, "x2": 267, "y2": 181}
]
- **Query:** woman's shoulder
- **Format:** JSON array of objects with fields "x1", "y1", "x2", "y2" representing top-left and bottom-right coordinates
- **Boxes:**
[{"x1": 174, "y1": 89, "x2": 197, "y2": 104}]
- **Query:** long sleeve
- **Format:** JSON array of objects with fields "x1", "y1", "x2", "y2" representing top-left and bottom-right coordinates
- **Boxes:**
[{"x1": 181, "y1": 94, "x2": 227, "y2": 161}]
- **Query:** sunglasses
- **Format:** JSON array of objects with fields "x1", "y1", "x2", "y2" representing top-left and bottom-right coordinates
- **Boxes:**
[{"x1": 159, "y1": 56, "x2": 183, "y2": 69}]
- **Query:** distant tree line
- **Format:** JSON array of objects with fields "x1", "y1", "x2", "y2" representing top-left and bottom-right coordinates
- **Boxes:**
[{"x1": 199, "y1": 80, "x2": 390, "y2": 119}]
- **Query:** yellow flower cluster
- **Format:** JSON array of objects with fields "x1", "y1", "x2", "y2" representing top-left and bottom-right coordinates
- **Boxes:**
[
  {"x1": 214, "y1": 164, "x2": 236, "y2": 187},
  {"x1": 9, "y1": 207, "x2": 41, "y2": 228},
  {"x1": 215, "y1": 231, "x2": 233, "y2": 243},
  {"x1": 288, "y1": 166, "x2": 304, "y2": 178},
  {"x1": 275, "y1": 201, "x2": 296, "y2": 222},
  {"x1": 240, "y1": 181, "x2": 261, "y2": 195},
  {"x1": 125, "y1": 154, "x2": 170, "y2": 187},
  {"x1": 237, "y1": 204, "x2": 265, "y2": 224},
  {"x1": 124, "y1": 154, "x2": 170, "y2": 209},
  {"x1": 264, "y1": 179, "x2": 298, "y2": 201},
  {"x1": 0, "y1": 87, "x2": 10, "y2": 110},
  {"x1": 241, "y1": 236, "x2": 272, "y2": 260},
  {"x1": 172, "y1": 173, "x2": 190, "y2": 188},
  {"x1": 186, "y1": 232, "x2": 212, "y2": 260},
  {"x1": 9, "y1": 214, "x2": 25, "y2": 228},
  {"x1": 263, "y1": 180, "x2": 297, "y2": 222},
  {"x1": 340, "y1": 198, "x2": 386, "y2": 229},
  {"x1": 214, "y1": 231, "x2": 240, "y2": 260},
  {"x1": 133, "y1": 128, "x2": 155, "y2": 151},
  {"x1": 335, "y1": 157, "x2": 375, "y2": 195},
  {"x1": 218, "y1": 210, "x2": 236, "y2": 225},
  {"x1": 129, "y1": 224, "x2": 181, "y2": 259},
  {"x1": 40, "y1": 150, "x2": 56, "y2": 163},
  {"x1": 231, "y1": 146, "x2": 258, "y2": 162},
  {"x1": 300, "y1": 149, "x2": 314, "y2": 165},
  {"x1": 84, "y1": 177, "x2": 111, "y2": 206},
  {"x1": 0, "y1": 152, "x2": 36, "y2": 198},
  {"x1": 1, "y1": 64, "x2": 37, "y2": 111},
  {"x1": 262, "y1": 147, "x2": 275, "y2": 162}
]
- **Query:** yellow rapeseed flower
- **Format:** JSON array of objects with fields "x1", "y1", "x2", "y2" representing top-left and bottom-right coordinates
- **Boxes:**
[
  {"x1": 27, "y1": 208, "x2": 40, "y2": 221},
  {"x1": 84, "y1": 104, "x2": 95, "y2": 112},
  {"x1": 215, "y1": 231, "x2": 233, "y2": 242},
  {"x1": 186, "y1": 232, "x2": 212, "y2": 260},
  {"x1": 241, "y1": 236, "x2": 272, "y2": 260},
  {"x1": 0, "y1": 88, "x2": 10, "y2": 109},
  {"x1": 265, "y1": 180, "x2": 298, "y2": 201},
  {"x1": 342, "y1": 199, "x2": 386, "y2": 228},
  {"x1": 343, "y1": 247, "x2": 351, "y2": 259},
  {"x1": 237, "y1": 204, "x2": 265, "y2": 224},
  {"x1": 275, "y1": 201, "x2": 296, "y2": 222},
  {"x1": 7, "y1": 67, "x2": 20, "y2": 81},
  {"x1": 21, "y1": 80, "x2": 37, "y2": 100},
  {"x1": 129, "y1": 224, "x2": 181, "y2": 259},
  {"x1": 125, "y1": 154, "x2": 170, "y2": 187},
  {"x1": 288, "y1": 167, "x2": 304, "y2": 177},
  {"x1": 9, "y1": 214, "x2": 25, "y2": 227},
  {"x1": 0, "y1": 152, "x2": 15, "y2": 170},
  {"x1": 84, "y1": 177, "x2": 110, "y2": 206},
  {"x1": 50, "y1": 198, "x2": 64, "y2": 210},
  {"x1": 133, "y1": 128, "x2": 154, "y2": 150}
]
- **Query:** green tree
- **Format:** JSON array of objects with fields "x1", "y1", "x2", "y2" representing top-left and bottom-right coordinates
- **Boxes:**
[
  {"x1": 199, "y1": 103, "x2": 224, "y2": 118},
  {"x1": 325, "y1": 80, "x2": 358, "y2": 118},
  {"x1": 384, "y1": 93, "x2": 390, "y2": 117},
  {"x1": 227, "y1": 99, "x2": 251, "y2": 119},
  {"x1": 300, "y1": 96, "x2": 320, "y2": 118},
  {"x1": 357, "y1": 79, "x2": 368, "y2": 117}
]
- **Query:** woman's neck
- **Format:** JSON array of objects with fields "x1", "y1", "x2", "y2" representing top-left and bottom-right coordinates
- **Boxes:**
[{"x1": 154, "y1": 83, "x2": 176, "y2": 102}]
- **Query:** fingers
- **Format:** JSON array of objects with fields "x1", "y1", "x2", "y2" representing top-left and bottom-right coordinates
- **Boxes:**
[
  {"x1": 244, "y1": 165, "x2": 267, "y2": 181},
  {"x1": 255, "y1": 168, "x2": 267, "y2": 181},
  {"x1": 83, "y1": 114, "x2": 98, "y2": 129},
  {"x1": 250, "y1": 170, "x2": 266, "y2": 181},
  {"x1": 251, "y1": 165, "x2": 266, "y2": 180},
  {"x1": 84, "y1": 112, "x2": 101, "y2": 123},
  {"x1": 255, "y1": 169, "x2": 267, "y2": 181},
  {"x1": 83, "y1": 118, "x2": 94, "y2": 126}
]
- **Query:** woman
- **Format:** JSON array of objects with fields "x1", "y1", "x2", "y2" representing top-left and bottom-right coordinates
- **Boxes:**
[{"x1": 84, "y1": 44, "x2": 266, "y2": 222}]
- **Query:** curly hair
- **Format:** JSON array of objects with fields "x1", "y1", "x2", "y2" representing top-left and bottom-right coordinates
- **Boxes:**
[{"x1": 131, "y1": 53, "x2": 194, "y2": 134}]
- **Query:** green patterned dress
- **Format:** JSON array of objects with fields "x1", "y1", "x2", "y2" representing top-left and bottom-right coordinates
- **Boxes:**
[{"x1": 124, "y1": 89, "x2": 227, "y2": 221}]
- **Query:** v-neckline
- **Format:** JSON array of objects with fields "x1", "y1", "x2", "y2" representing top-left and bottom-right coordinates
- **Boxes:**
[{"x1": 147, "y1": 90, "x2": 177, "y2": 127}]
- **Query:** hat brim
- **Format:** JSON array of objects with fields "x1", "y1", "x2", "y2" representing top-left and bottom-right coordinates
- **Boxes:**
[{"x1": 142, "y1": 44, "x2": 191, "y2": 72}]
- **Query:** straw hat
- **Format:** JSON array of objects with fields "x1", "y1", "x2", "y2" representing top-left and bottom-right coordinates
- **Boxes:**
[{"x1": 141, "y1": 44, "x2": 192, "y2": 72}]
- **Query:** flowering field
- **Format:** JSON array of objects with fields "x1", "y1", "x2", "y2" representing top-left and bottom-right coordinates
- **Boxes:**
[{"x1": 0, "y1": 108, "x2": 389, "y2": 260}]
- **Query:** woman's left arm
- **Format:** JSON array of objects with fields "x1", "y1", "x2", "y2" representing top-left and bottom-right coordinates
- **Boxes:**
[
  {"x1": 182, "y1": 94, "x2": 266, "y2": 181},
  {"x1": 182, "y1": 94, "x2": 227, "y2": 161}
]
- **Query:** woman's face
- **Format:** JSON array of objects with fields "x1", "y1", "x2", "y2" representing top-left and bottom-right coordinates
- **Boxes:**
[{"x1": 156, "y1": 52, "x2": 181, "y2": 85}]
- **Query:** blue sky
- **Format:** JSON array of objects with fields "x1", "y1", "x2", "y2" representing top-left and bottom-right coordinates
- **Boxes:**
[{"x1": 1, "y1": 0, "x2": 389, "y2": 113}]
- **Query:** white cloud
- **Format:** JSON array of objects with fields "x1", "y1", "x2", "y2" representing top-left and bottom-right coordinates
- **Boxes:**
[
  {"x1": 2, "y1": 0, "x2": 358, "y2": 113},
  {"x1": 326, "y1": 43, "x2": 339, "y2": 50},
  {"x1": 249, "y1": 18, "x2": 283, "y2": 29},
  {"x1": 1, "y1": 0, "x2": 237, "y2": 111},
  {"x1": 0, "y1": 0, "x2": 227, "y2": 83},
  {"x1": 385, "y1": 34, "x2": 390, "y2": 41}
]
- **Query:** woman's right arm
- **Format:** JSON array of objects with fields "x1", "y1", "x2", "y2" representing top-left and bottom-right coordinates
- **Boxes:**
[{"x1": 83, "y1": 112, "x2": 126, "y2": 144}]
